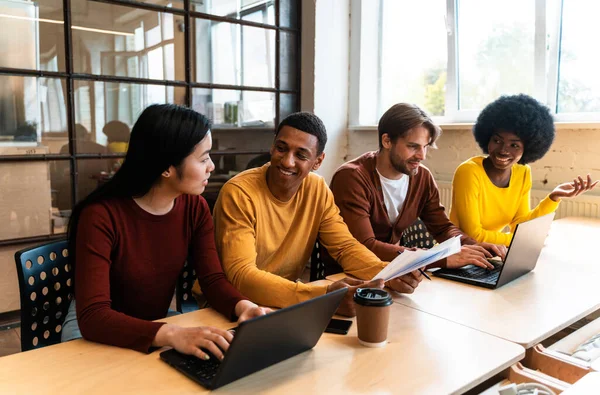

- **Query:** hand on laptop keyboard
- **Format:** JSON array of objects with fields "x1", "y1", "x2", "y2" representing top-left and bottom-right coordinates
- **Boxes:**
[
  {"x1": 477, "y1": 242, "x2": 507, "y2": 261},
  {"x1": 446, "y1": 244, "x2": 496, "y2": 270},
  {"x1": 153, "y1": 324, "x2": 233, "y2": 361}
]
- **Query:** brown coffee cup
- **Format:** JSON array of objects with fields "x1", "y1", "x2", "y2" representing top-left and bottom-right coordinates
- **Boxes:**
[{"x1": 353, "y1": 288, "x2": 392, "y2": 348}]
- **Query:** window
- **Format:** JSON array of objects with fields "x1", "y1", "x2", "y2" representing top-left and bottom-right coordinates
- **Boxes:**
[
  {"x1": 0, "y1": 0, "x2": 299, "y2": 248},
  {"x1": 351, "y1": 0, "x2": 599, "y2": 125}
]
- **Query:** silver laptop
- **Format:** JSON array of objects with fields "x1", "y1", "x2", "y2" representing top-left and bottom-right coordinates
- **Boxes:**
[{"x1": 433, "y1": 213, "x2": 555, "y2": 289}]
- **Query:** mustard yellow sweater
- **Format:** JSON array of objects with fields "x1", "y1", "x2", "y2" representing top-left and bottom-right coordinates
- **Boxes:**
[
  {"x1": 211, "y1": 164, "x2": 387, "y2": 308},
  {"x1": 450, "y1": 156, "x2": 559, "y2": 246}
]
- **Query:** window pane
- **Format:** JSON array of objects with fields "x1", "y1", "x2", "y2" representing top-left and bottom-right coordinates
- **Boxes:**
[
  {"x1": 280, "y1": 32, "x2": 298, "y2": 91},
  {"x1": 193, "y1": 19, "x2": 275, "y2": 88},
  {"x1": 75, "y1": 159, "x2": 112, "y2": 203},
  {"x1": 0, "y1": 160, "x2": 71, "y2": 240},
  {"x1": 211, "y1": 138, "x2": 274, "y2": 169},
  {"x1": 193, "y1": 0, "x2": 275, "y2": 25},
  {"x1": 137, "y1": 1, "x2": 183, "y2": 8},
  {"x1": 73, "y1": 80, "x2": 186, "y2": 154},
  {"x1": 203, "y1": 151, "x2": 272, "y2": 212},
  {"x1": 380, "y1": 0, "x2": 447, "y2": 117},
  {"x1": 457, "y1": 0, "x2": 535, "y2": 110},
  {"x1": 0, "y1": 0, "x2": 65, "y2": 71},
  {"x1": 557, "y1": 0, "x2": 600, "y2": 113},
  {"x1": 71, "y1": 0, "x2": 184, "y2": 81},
  {"x1": 0, "y1": 75, "x2": 68, "y2": 154},
  {"x1": 192, "y1": 88, "x2": 275, "y2": 129}
]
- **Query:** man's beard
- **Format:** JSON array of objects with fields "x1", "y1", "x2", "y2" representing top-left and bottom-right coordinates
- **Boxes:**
[{"x1": 390, "y1": 153, "x2": 419, "y2": 177}]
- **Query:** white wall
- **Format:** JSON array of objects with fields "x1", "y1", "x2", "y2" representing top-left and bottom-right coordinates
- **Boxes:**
[{"x1": 301, "y1": 0, "x2": 350, "y2": 183}]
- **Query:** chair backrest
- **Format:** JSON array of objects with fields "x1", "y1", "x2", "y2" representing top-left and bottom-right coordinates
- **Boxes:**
[
  {"x1": 176, "y1": 260, "x2": 199, "y2": 313},
  {"x1": 14, "y1": 240, "x2": 73, "y2": 352},
  {"x1": 309, "y1": 239, "x2": 326, "y2": 282},
  {"x1": 401, "y1": 218, "x2": 437, "y2": 249}
]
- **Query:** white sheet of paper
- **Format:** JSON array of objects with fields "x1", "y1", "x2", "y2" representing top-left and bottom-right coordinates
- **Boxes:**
[{"x1": 373, "y1": 236, "x2": 462, "y2": 281}]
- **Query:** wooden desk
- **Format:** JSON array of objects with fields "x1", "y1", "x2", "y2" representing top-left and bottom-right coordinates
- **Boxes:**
[
  {"x1": 0, "y1": 304, "x2": 524, "y2": 394},
  {"x1": 539, "y1": 217, "x2": 600, "y2": 274},
  {"x1": 329, "y1": 218, "x2": 600, "y2": 349},
  {"x1": 562, "y1": 372, "x2": 600, "y2": 394}
]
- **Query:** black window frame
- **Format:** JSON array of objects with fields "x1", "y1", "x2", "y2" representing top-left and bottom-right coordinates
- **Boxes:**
[{"x1": 0, "y1": 0, "x2": 301, "y2": 247}]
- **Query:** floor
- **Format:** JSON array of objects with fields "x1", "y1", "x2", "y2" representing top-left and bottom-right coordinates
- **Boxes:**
[{"x1": 0, "y1": 325, "x2": 21, "y2": 357}]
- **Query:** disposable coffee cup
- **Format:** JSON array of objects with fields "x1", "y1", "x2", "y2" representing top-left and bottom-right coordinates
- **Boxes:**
[{"x1": 353, "y1": 288, "x2": 393, "y2": 348}]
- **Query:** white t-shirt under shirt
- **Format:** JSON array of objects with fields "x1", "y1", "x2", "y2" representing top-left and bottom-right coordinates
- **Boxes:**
[{"x1": 377, "y1": 170, "x2": 409, "y2": 224}]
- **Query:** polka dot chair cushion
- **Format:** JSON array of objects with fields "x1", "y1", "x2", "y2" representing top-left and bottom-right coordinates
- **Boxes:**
[
  {"x1": 14, "y1": 240, "x2": 73, "y2": 352},
  {"x1": 401, "y1": 218, "x2": 437, "y2": 249}
]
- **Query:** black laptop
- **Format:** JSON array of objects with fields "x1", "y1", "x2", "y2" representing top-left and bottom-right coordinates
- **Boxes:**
[
  {"x1": 160, "y1": 288, "x2": 347, "y2": 389},
  {"x1": 434, "y1": 213, "x2": 555, "y2": 289}
]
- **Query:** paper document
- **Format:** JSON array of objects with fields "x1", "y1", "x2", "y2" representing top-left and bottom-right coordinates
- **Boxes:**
[{"x1": 373, "y1": 236, "x2": 462, "y2": 281}]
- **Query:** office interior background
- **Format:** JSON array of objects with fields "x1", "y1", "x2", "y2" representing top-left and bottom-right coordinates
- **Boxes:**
[{"x1": 1, "y1": 0, "x2": 600, "y2": 351}]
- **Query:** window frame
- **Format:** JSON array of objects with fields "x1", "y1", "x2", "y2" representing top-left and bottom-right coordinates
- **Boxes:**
[{"x1": 0, "y1": 0, "x2": 300, "y2": 246}]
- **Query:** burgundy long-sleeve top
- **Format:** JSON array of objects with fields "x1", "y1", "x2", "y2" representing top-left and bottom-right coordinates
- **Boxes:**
[{"x1": 74, "y1": 194, "x2": 246, "y2": 353}]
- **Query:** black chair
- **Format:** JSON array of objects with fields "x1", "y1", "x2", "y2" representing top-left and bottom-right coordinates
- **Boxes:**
[
  {"x1": 309, "y1": 239, "x2": 326, "y2": 282},
  {"x1": 15, "y1": 239, "x2": 199, "y2": 352},
  {"x1": 310, "y1": 236, "x2": 346, "y2": 281},
  {"x1": 175, "y1": 260, "x2": 200, "y2": 313},
  {"x1": 15, "y1": 240, "x2": 72, "y2": 352},
  {"x1": 401, "y1": 218, "x2": 437, "y2": 249}
]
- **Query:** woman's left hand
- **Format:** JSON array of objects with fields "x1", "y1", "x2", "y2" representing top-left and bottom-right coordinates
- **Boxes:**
[
  {"x1": 235, "y1": 300, "x2": 272, "y2": 323},
  {"x1": 549, "y1": 174, "x2": 599, "y2": 202}
]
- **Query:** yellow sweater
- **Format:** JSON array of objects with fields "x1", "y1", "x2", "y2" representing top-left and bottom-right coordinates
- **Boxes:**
[
  {"x1": 211, "y1": 164, "x2": 387, "y2": 308},
  {"x1": 450, "y1": 156, "x2": 559, "y2": 246}
]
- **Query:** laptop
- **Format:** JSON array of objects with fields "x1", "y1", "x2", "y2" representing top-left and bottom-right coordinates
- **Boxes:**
[
  {"x1": 433, "y1": 212, "x2": 555, "y2": 289},
  {"x1": 160, "y1": 288, "x2": 347, "y2": 389}
]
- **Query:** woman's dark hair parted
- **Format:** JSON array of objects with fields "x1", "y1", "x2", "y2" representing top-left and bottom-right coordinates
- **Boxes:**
[
  {"x1": 473, "y1": 94, "x2": 555, "y2": 164},
  {"x1": 275, "y1": 111, "x2": 328, "y2": 154},
  {"x1": 67, "y1": 104, "x2": 212, "y2": 270},
  {"x1": 378, "y1": 103, "x2": 442, "y2": 149}
]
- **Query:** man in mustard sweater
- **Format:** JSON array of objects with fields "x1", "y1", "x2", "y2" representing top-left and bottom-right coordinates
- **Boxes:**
[
  {"x1": 210, "y1": 112, "x2": 423, "y2": 315},
  {"x1": 330, "y1": 103, "x2": 506, "y2": 269}
]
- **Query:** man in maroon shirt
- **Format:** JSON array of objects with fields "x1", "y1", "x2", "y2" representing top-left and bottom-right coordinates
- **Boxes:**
[{"x1": 330, "y1": 103, "x2": 506, "y2": 279}]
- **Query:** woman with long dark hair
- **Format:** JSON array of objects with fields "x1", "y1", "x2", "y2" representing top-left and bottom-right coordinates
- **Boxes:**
[{"x1": 61, "y1": 104, "x2": 267, "y2": 359}]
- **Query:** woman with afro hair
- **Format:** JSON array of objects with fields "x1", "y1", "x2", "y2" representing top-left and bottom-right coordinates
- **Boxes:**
[{"x1": 449, "y1": 94, "x2": 597, "y2": 246}]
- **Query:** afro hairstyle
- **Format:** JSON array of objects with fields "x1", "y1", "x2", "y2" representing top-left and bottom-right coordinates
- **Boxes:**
[{"x1": 473, "y1": 94, "x2": 555, "y2": 164}]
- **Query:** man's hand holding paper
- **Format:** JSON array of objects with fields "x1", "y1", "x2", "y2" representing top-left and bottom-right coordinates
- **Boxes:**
[
  {"x1": 385, "y1": 271, "x2": 423, "y2": 294},
  {"x1": 373, "y1": 236, "x2": 462, "y2": 282}
]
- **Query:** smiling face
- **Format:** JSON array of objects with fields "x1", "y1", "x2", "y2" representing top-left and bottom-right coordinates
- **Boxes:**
[
  {"x1": 382, "y1": 126, "x2": 431, "y2": 177},
  {"x1": 267, "y1": 126, "x2": 324, "y2": 201},
  {"x1": 165, "y1": 132, "x2": 215, "y2": 195},
  {"x1": 487, "y1": 130, "x2": 524, "y2": 170}
]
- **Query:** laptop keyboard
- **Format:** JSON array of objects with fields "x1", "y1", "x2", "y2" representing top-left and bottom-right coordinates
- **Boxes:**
[
  {"x1": 163, "y1": 349, "x2": 221, "y2": 384},
  {"x1": 455, "y1": 260, "x2": 502, "y2": 283}
]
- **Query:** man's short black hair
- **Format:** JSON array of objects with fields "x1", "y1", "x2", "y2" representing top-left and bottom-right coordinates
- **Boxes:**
[
  {"x1": 473, "y1": 94, "x2": 555, "y2": 164},
  {"x1": 275, "y1": 112, "x2": 327, "y2": 155}
]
